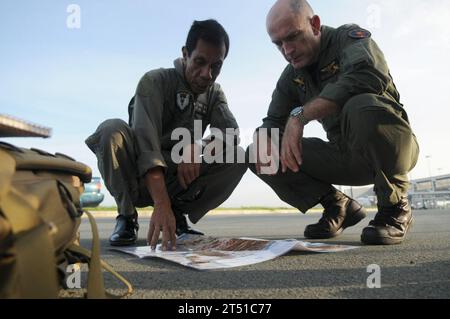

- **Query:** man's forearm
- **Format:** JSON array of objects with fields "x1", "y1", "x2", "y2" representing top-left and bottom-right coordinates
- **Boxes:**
[
  {"x1": 303, "y1": 97, "x2": 340, "y2": 122},
  {"x1": 145, "y1": 167, "x2": 171, "y2": 207}
]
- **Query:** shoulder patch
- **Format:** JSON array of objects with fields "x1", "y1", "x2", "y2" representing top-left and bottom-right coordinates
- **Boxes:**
[{"x1": 348, "y1": 29, "x2": 371, "y2": 39}]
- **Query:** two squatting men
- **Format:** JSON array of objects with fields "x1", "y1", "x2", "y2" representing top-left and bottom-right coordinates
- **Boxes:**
[{"x1": 87, "y1": 0, "x2": 419, "y2": 249}]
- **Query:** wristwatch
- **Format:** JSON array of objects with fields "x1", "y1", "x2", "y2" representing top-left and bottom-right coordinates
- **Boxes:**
[{"x1": 290, "y1": 106, "x2": 310, "y2": 126}]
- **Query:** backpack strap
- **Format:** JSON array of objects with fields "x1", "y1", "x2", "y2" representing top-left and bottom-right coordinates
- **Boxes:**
[{"x1": 67, "y1": 211, "x2": 133, "y2": 299}]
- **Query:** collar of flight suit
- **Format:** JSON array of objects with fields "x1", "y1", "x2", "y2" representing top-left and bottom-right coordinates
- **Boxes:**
[
  {"x1": 307, "y1": 25, "x2": 335, "y2": 73},
  {"x1": 173, "y1": 57, "x2": 214, "y2": 108},
  {"x1": 174, "y1": 57, "x2": 186, "y2": 80},
  {"x1": 318, "y1": 25, "x2": 334, "y2": 60},
  {"x1": 173, "y1": 57, "x2": 211, "y2": 118},
  {"x1": 293, "y1": 25, "x2": 336, "y2": 86},
  {"x1": 173, "y1": 57, "x2": 200, "y2": 99}
]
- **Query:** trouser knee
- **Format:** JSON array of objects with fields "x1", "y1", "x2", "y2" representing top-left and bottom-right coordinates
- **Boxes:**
[
  {"x1": 343, "y1": 95, "x2": 409, "y2": 144},
  {"x1": 96, "y1": 119, "x2": 132, "y2": 149},
  {"x1": 342, "y1": 94, "x2": 417, "y2": 174},
  {"x1": 86, "y1": 119, "x2": 132, "y2": 153}
]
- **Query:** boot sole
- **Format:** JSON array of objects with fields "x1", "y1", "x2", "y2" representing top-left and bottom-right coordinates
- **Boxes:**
[
  {"x1": 109, "y1": 236, "x2": 138, "y2": 247},
  {"x1": 361, "y1": 217, "x2": 414, "y2": 245},
  {"x1": 304, "y1": 206, "x2": 368, "y2": 239}
]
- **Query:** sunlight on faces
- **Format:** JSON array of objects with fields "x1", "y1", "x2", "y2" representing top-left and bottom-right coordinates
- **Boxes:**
[
  {"x1": 267, "y1": 5, "x2": 321, "y2": 69},
  {"x1": 182, "y1": 39, "x2": 226, "y2": 94}
]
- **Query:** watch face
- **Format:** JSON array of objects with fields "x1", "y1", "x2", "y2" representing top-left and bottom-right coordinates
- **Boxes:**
[{"x1": 290, "y1": 107, "x2": 302, "y2": 117}]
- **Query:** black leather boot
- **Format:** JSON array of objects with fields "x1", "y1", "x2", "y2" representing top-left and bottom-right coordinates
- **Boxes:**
[
  {"x1": 361, "y1": 197, "x2": 413, "y2": 245},
  {"x1": 174, "y1": 211, "x2": 204, "y2": 237},
  {"x1": 109, "y1": 212, "x2": 139, "y2": 246},
  {"x1": 304, "y1": 190, "x2": 367, "y2": 239}
]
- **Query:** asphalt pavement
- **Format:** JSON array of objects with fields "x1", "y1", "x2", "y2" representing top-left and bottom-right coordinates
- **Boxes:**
[{"x1": 68, "y1": 209, "x2": 450, "y2": 299}]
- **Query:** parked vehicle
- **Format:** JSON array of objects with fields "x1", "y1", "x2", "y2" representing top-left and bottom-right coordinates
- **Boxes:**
[
  {"x1": 356, "y1": 197, "x2": 375, "y2": 208},
  {"x1": 411, "y1": 201, "x2": 431, "y2": 210},
  {"x1": 80, "y1": 177, "x2": 105, "y2": 208}
]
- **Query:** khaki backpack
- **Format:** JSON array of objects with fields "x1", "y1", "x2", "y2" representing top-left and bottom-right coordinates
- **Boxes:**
[{"x1": 0, "y1": 142, "x2": 133, "y2": 299}]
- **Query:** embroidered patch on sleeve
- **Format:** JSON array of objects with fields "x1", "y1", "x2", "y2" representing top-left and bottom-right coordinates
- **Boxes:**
[{"x1": 348, "y1": 29, "x2": 371, "y2": 39}]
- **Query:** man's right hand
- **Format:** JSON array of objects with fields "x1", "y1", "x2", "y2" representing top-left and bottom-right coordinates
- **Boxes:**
[
  {"x1": 147, "y1": 202, "x2": 177, "y2": 251},
  {"x1": 145, "y1": 167, "x2": 177, "y2": 251}
]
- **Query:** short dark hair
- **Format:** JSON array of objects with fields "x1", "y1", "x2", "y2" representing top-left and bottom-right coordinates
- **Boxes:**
[{"x1": 185, "y1": 19, "x2": 230, "y2": 58}]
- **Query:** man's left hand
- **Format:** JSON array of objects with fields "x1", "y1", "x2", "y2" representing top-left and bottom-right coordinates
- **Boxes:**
[{"x1": 281, "y1": 117, "x2": 304, "y2": 173}]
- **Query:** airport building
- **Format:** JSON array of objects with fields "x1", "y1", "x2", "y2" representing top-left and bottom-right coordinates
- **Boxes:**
[
  {"x1": 340, "y1": 174, "x2": 450, "y2": 209},
  {"x1": 409, "y1": 174, "x2": 450, "y2": 209}
]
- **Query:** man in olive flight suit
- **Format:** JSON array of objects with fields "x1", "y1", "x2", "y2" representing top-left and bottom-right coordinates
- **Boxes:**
[
  {"x1": 249, "y1": 0, "x2": 419, "y2": 245},
  {"x1": 86, "y1": 20, "x2": 246, "y2": 249}
]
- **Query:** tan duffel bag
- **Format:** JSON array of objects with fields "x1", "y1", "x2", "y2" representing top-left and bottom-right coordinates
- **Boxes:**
[{"x1": 0, "y1": 142, "x2": 132, "y2": 299}]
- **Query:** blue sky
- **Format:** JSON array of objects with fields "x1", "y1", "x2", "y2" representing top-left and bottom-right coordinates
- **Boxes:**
[{"x1": 2, "y1": 0, "x2": 450, "y2": 207}]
